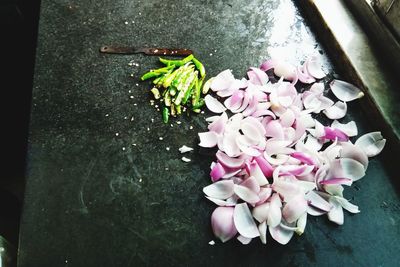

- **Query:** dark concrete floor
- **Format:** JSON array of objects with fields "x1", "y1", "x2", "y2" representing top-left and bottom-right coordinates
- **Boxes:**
[{"x1": 1, "y1": 0, "x2": 40, "y2": 252}]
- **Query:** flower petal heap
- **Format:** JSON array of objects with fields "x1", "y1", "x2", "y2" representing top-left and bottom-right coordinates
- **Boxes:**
[{"x1": 200, "y1": 57, "x2": 385, "y2": 245}]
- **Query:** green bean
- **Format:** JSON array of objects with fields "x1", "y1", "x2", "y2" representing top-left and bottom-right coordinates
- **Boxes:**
[
  {"x1": 182, "y1": 75, "x2": 198, "y2": 105},
  {"x1": 162, "y1": 107, "x2": 169, "y2": 123},
  {"x1": 150, "y1": 87, "x2": 161, "y2": 99},
  {"x1": 192, "y1": 57, "x2": 206, "y2": 77},
  {"x1": 175, "y1": 71, "x2": 197, "y2": 106},
  {"x1": 159, "y1": 54, "x2": 194, "y2": 67}
]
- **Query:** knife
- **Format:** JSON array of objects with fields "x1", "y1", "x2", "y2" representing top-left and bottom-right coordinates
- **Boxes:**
[{"x1": 99, "y1": 46, "x2": 193, "y2": 56}]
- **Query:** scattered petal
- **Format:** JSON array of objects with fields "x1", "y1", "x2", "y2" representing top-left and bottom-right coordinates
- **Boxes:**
[
  {"x1": 204, "y1": 95, "x2": 226, "y2": 113},
  {"x1": 355, "y1": 132, "x2": 386, "y2": 157},
  {"x1": 330, "y1": 80, "x2": 364, "y2": 102}
]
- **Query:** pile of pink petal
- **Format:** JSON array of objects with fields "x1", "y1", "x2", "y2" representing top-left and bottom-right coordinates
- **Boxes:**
[{"x1": 199, "y1": 57, "x2": 386, "y2": 245}]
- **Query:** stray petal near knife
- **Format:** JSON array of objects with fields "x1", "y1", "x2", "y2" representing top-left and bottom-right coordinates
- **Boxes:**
[{"x1": 99, "y1": 46, "x2": 193, "y2": 56}]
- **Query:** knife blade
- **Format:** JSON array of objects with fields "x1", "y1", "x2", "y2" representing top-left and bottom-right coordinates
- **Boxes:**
[{"x1": 99, "y1": 46, "x2": 193, "y2": 56}]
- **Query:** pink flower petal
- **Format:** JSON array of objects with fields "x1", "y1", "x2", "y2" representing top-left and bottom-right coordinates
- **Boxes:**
[
  {"x1": 260, "y1": 59, "x2": 277, "y2": 71},
  {"x1": 216, "y1": 150, "x2": 246, "y2": 169},
  {"x1": 234, "y1": 184, "x2": 260, "y2": 204},
  {"x1": 330, "y1": 79, "x2": 364, "y2": 102},
  {"x1": 297, "y1": 65, "x2": 316, "y2": 84},
  {"x1": 296, "y1": 212, "x2": 307, "y2": 235},
  {"x1": 211, "y1": 207, "x2": 237, "y2": 242},
  {"x1": 323, "y1": 127, "x2": 349, "y2": 142},
  {"x1": 252, "y1": 202, "x2": 270, "y2": 223},
  {"x1": 282, "y1": 194, "x2": 308, "y2": 223},
  {"x1": 233, "y1": 203, "x2": 260, "y2": 238},
  {"x1": 210, "y1": 162, "x2": 226, "y2": 182},
  {"x1": 256, "y1": 187, "x2": 273, "y2": 205},
  {"x1": 203, "y1": 180, "x2": 235, "y2": 199},
  {"x1": 210, "y1": 69, "x2": 235, "y2": 91},
  {"x1": 331, "y1": 120, "x2": 358, "y2": 137},
  {"x1": 198, "y1": 131, "x2": 219, "y2": 148},
  {"x1": 254, "y1": 156, "x2": 274, "y2": 178},
  {"x1": 267, "y1": 194, "x2": 282, "y2": 227},
  {"x1": 305, "y1": 190, "x2": 333, "y2": 212},
  {"x1": 208, "y1": 112, "x2": 228, "y2": 134},
  {"x1": 247, "y1": 67, "x2": 269, "y2": 86},
  {"x1": 265, "y1": 120, "x2": 284, "y2": 139},
  {"x1": 241, "y1": 176, "x2": 261, "y2": 193},
  {"x1": 205, "y1": 95, "x2": 227, "y2": 113},
  {"x1": 249, "y1": 161, "x2": 269, "y2": 186},
  {"x1": 224, "y1": 90, "x2": 244, "y2": 111}
]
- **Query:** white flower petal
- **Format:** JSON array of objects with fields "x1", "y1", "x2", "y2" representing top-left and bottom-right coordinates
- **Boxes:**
[
  {"x1": 258, "y1": 221, "x2": 267, "y2": 244},
  {"x1": 269, "y1": 224, "x2": 294, "y2": 245},
  {"x1": 234, "y1": 203, "x2": 260, "y2": 238},
  {"x1": 198, "y1": 131, "x2": 219, "y2": 148},
  {"x1": 331, "y1": 120, "x2": 358, "y2": 136},
  {"x1": 203, "y1": 180, "x2": 235, "y2": 199},
  {"x1": 330, "y1": 79, "x2": 364, "y2": 102},
  {"x1": 234, "y1": 184, "x2": 260, "y2": 204},
  {"x1": 205, "y1": 94, "x2": 227, "y2": 113},
  {"x1": 323, "y1": 101, "x2": 347, "y2": 119},
  {"x1": 355, "y1": 132, "x2": 386, "y2": 157}
]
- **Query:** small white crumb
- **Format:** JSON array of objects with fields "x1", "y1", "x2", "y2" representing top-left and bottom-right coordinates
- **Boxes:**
[
  {"x1": 159, "y1": 137, "x2": 163, "y2": 140},
  {"x1": 139, "y1": 12, "x2": 141, "y2": 15},
  {"x1": 214, "y1": 49, "x2": 217, "y2": 52},
  {"x1": 154, "y1": 104, "x2": 159, "y2": 108},
  {"x1": 125, "y1": 21, "x2": 129, "y2": 25},
  {"x1": 130, "y1": 96, "x2": 134, "y2": 99},
  {"x1": 166, "y1": 147, "x2": 170, "y2": 151},
  {"x1": 189, "y1": 126, "x2": 193, "y2": 130},
  {"x1": 151, "y1": 118, "x2": 154, "y2": 122},
  {"x1": 134, "y1": 103, "x2": 137, "y2": 106},
  {"x1": 181, "y1": 157, "x2": 191, "y2": 162},
  {"x1": 156, "y1": 108, "x2": 160, "y2": 111},
  {"x1": 128, "y1": 63, "x2": 133, "y2": 66},
  {"x1": 208, "y1": 240, "x2": 215, "y2": 245},
  {"x1": 115, "y1": 133, "x2": 119, "y2": 136},
  {"x1": 131, "y1": 116, "x2": 134, "y2": 121},
  {"x1": 170, "y1": 124, "x2": 174, "y2": 127},
  {"x1": 132, "y1": 143, "x2": 137, "y2": 146},
  {"x1": 176, "y1": 121, "x2": 181, "y2": 125},
  {"x1": 139, "y1": 178, "x2": 142, "y2": 182},
  {"x1": 124, "y1": 116, "x2": 128, "y2": 120},
  {"x1": 201, "y1": 111, "x2": 205, "y2": 114},
  {"x1": 179, "y1": 145, "x2": 194, "y2": 153},
  {"x1": 131, "y1": 20, "x2": 135, "y2": 24},
  {"x1": 105, "y1": 114, "x2": 109, "y2": 117},
  {"x1": 136, "y1": 83, "x2": 139, "y2": 86},
  {"x1": 147, "y1": 127, "x2": 150, "y2": 131},
  {"x1": 209, "y1": 53, "x2": 213, "y2": 56},
  {"x1": 122, "y1": 147, "x2": 126, "y2": 151},
  {"x1": 128, "y1": 90, "x2": 132, "y2": 93},
  {"x1": 135, "y1": 63, "x2": 140, "y2": 67},
  {"x1": 154, "y1": 49, "x2": 159, "y2": 53},
  {"x1": 165, "y1": 167, "x2": 169, "y2": 171},
  {"x1": 130, "y1": 74, "x2": 134, "y2": 77}
]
